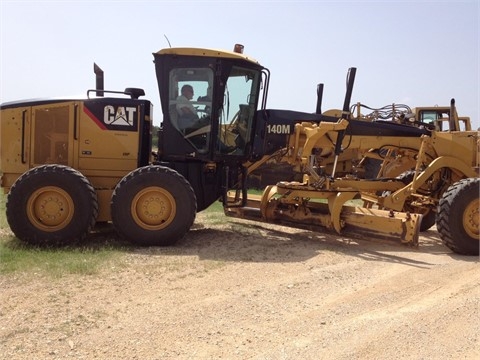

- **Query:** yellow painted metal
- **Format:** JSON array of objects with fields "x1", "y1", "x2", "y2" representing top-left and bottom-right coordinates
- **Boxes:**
[
  {"x1": 131, "y1": 186, "x2": 176, "y2": 230},
  {"x1": 328, "y1": 192, "x2": 358, "y2": 233},
  {"x1": 0, "y1": 107, "x2": 30, "y2": 184},
  {"x1": 463, "y1": 198, "x2": 479, "y2": 239},
  {"x1": 26, "y1": 186, "x2": 74, "y2": 232},
  {"x1": 226, "y1": 181, "x2": 421, "y2": 245},
  {"x1": 383, "y1": 155, "x2": 478, "y2": 211},
  {"x1": 1, "y1": 99, "x2": 149, "y2": 224},
  {"x1": 260, "y1": 185, "x2": 278, "y2": 219},
  {"x1": 155, "y1": 47, "x2": 259, "y2": 64},
  {"x1": 78, "y1": 103, "x2": 141, "y2": 172}
]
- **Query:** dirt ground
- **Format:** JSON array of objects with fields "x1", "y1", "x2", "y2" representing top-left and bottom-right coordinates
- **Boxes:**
[{"x1": 1, "y1": 213, "x2": 479, "y2": 359}]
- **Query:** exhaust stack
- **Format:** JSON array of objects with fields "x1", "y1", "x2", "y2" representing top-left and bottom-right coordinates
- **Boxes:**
[{"x1": 93, "y1": 63, "x2": 104, "y2": 97}]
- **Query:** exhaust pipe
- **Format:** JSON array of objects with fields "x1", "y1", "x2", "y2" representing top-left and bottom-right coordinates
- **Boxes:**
[
  {"x1": 93, "y1": 63, "x2": 104, "y2": 97},
  {"x1": 332, "y1": 67, "x2": 356, "y2": 177},
  {"x1": 449, "y1": 98, "x2": 458, "y2": 131},
  {"x1": 316, "y1": 83, "x2": 324, "y2": 114}
]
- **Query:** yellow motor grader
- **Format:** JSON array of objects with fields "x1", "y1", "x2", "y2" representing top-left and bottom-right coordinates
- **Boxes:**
[{"x1": 1, "y1": 45, "x2": 478, "y2": 255}]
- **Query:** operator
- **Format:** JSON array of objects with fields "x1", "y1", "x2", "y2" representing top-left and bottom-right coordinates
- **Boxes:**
[{"x1": 176, "y1": 84, "x2": 199, "y2": 129}]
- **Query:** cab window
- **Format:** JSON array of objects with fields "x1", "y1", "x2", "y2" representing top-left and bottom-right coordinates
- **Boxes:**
[
  {"x1": 168, "y1": 68, "x2": 213, "y2": 152},
  {"x1": 217, "y1": 66, "x2": 260, "y2": 155}
]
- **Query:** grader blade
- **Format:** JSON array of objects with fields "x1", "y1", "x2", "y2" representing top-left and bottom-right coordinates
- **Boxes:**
[
  {"x1": 224, "y1": 191, "x2": 422, "y2": 246},
  {"x1": 337, "y1": 206, "x2": 422, "y2": 245}
]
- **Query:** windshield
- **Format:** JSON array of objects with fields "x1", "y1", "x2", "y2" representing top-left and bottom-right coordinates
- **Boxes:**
[{"x1": 217, "y1": 66, "x2": 261, "y2": 155}]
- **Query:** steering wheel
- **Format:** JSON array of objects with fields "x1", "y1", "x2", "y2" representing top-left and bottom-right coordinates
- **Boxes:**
[
  {"x1": 227, "y1": 104, "x2": 250, "y2": 132},
  {"x1": 227, "y1": 110, "x2": 241, "y2": 132}
]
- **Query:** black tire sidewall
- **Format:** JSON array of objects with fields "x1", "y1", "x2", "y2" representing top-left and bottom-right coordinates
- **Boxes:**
[
  {"x1": 111, "y1": 166, "x2": 196, "y2": 246},
  {"x1": 444, "y1": 180, "x2": 479, "y2": 247},
  {"x1": 6, "y1": 165, "x2": 97, "y2": 245},
  {"x1": 419, "y1": 211, "x2": 436, "y2": 232}
]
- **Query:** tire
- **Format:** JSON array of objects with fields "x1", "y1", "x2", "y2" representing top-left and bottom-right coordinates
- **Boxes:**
[
  {"x1": 6, "y1": 165, "x2": 98, "y2": 246},
  {"x1": 436, "y1": 178, "x2": 479, "y2": 255},
  {"x1": 111, "y1": 165, "x2": 197, "y2": 246},
  {"x1": 363, "y1": 158, "x2": 382, "y2": 179},
  {"x1": 418, "y1": 210, "x2": 436, "y2": 232}
]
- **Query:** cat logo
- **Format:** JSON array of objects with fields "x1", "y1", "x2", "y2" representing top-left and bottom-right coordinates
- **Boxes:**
[
  {"x1": 83, "y1": 102, "x2": 139, "y2": 132},
  {"x1": 104, "y1": 105, "x2": 137, "y2": 126}
]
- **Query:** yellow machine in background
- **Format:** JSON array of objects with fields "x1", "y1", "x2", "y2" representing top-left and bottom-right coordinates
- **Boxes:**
[
  {"x1": 229, "y1": 105, "x2": 478, "y2": 254},
  {"x1": 1, "y1": 45, "x2": 478, "y2": 255}
]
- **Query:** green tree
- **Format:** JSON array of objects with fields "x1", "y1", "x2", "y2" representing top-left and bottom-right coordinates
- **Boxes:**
[{"x1": 152, "y1": 125, "x2": 160, "y2": 149}]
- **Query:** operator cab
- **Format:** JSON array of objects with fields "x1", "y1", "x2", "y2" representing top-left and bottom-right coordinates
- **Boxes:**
[
  {"x1": 153, "y1": 45, "x2": 268, "y2": 161},
  {"x1": 414, "y1": 107, "x2": 472, "y2": 132}
]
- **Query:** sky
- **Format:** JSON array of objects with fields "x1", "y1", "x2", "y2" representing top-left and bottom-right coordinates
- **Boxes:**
[{"x1": 1, "y1": 0, "x2": 478, "y2": 129}]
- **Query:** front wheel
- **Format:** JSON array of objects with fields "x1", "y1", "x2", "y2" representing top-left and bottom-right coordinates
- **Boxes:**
[
  {"x1": 436, "y1": 178, "x2": 479, "y2": 255},
  {"x1": 111, "y1": 165, "x2": 197, "y2": 246}
]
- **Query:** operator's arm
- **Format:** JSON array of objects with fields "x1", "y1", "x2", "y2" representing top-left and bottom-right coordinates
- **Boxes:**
[
  {"x1": 176, "y1": 96, "x2": 198, "y2": 118},
  {"x1": 178, "y1": 105, "x2": 196, "y2": 116}
]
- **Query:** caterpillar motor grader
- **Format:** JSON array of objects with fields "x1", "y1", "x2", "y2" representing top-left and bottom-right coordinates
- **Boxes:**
[{"x1": 1, "y1": 45, "x2": 478, "y2": 255}]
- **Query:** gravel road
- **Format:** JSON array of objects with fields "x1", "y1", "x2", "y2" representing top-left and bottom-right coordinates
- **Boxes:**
[{"x1": 1, "y1": 214, "x2": 479, "y2": 359}]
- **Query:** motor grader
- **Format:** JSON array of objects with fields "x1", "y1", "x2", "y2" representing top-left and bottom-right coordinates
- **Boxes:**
[{"x1": 1, "y1": 45, "x2": 478, "y2": 255}]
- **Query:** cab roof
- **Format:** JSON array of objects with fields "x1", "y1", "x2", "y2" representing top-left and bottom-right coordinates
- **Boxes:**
[{"x1": 154, "y1": 47, "x2": 259, "y2": 65}]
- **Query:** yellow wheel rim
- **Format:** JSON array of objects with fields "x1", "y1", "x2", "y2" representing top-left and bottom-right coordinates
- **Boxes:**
[
  {"x1": 26, "y1": 186, "x2": 74, "y2": 232},
  {"x1": 131, "y1": 186, "x2": 176, "y2": 230},
  {"x1": 463, "y1": 198, "x2": 479, "y2": 239}
]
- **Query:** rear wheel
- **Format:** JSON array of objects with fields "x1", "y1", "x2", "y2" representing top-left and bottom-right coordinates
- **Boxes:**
[
  {"x1": 6, "y1": 165, "x2": 98, "y2": 246},
  {"x1": 436, "y1": 178, "x2": 479, "y2": 255},
  {"x1": 111, "y1": 165, "x2": 197, "y2": 246}
]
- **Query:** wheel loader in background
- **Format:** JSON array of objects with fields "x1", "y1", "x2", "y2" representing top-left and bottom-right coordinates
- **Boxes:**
[{"x1": 1, "y1": 44, "x2": 478, "y2": 255}]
